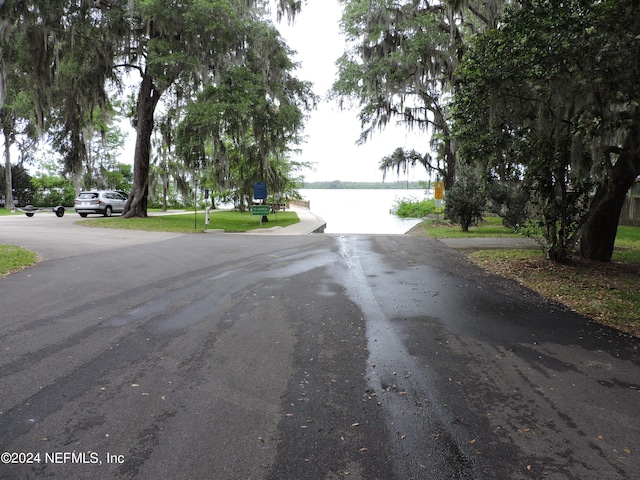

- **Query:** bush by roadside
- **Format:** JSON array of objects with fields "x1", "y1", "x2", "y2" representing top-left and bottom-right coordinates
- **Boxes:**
[{"x1": 391, "y1": 197, "x2": 436, "y2": 218}]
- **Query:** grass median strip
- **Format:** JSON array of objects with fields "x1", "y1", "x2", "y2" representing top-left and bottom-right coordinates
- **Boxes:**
[
  {"x1": 77, "y1": 210, "x2": 300, "y2": 233},
  {"x1": 418, "y1": 216, "x2": 520, "y2": 238},
  {"x1": 0, "y1": 244, "x2": 38, "y2": 277}
]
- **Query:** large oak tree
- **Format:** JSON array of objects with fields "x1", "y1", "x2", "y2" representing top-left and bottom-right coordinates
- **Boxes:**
[
  {"x1": 2, "y1": 0, "x2": 117, "y2": 199},
  {"x1": 114, "y1": 0, "x2": 303, "y2": 217},
  {"x1": 2, "y1": 0, "x2": 304, "y2": 216},
  {"x1": 453, "y1": 0, "x2": 640, "y2": 261}
]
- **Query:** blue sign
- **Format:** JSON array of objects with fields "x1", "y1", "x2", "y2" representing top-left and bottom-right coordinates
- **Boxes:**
[{"x1": 254, "y1": 181, "x2": 267, "y2": 200}]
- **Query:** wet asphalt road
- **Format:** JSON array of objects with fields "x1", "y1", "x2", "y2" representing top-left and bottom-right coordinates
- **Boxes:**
[{"x1": 0, "y1": 213, "x2": 639, "y2": 479}]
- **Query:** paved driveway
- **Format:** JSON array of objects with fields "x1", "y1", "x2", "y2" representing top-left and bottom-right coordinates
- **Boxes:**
[
  {"x1": 0, "y1": 215, "x2": 638, "y2": 479},
  {"x1": 0, "y1": 212, "x2": 184, "y2": 261}
]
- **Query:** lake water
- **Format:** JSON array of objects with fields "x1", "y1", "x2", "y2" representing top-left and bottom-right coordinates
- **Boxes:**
[{"x1": 299, "y1": 189, "x2": 427, "y2": 234}]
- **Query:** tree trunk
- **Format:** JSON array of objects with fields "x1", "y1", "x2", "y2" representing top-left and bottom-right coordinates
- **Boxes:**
[
  {"x1": 460, "y1": 213, "x2": 471, "y2": 232},
  {"x1": 162, "y1": 170, "x2": 168, "y2": 212},
  {"x1": 443, "y1": 140, "x2": 456, "y2": 190},
  {"x1": 579, "y1": 188, "x2": 629, "y2": 261},
  {"x1": 123, "y1": 73, "x2": 162, "y2": 218},
  {"x1": 580, "y1": 117, "x2": 640, "y2": 261},
  {"x1": 3, "y1": 125, "x2": 13, "y2": 210}
]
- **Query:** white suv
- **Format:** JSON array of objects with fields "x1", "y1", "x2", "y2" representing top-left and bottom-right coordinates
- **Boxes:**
[{"x1": 74, "y1": 190, "x2": 128, "y2": 217}]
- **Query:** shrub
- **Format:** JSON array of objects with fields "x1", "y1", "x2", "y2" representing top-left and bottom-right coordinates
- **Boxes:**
[
  {"x1": 391, "y1": 197, "x2": 436, "y2": 218},
  {"x1": 444, "y1": 165, "x2": 486, "y2": 232}
]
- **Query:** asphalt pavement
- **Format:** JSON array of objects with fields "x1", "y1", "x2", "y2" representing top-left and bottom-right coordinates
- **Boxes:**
[{"x1": 0, "y1": 208, "x2": 638, "y2": 480}]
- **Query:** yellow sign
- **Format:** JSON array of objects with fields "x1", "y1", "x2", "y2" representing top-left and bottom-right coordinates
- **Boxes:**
[{"x1": 434, "y1": 181, "x2": 445, "y2": 200}]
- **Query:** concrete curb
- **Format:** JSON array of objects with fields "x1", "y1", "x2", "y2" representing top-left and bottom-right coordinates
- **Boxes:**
[{"x1": 243, "y1": 206, "x2": 326, "y2": 235}]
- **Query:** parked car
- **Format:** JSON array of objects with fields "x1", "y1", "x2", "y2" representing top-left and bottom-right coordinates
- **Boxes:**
[{"x1": 74, "y1": 190, "x2": 127, "y2": 217}]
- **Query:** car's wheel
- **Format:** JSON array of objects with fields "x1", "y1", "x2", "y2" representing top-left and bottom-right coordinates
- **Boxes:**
[
  {"x1": 104, "y1": 206, "x2": 112, "y2": 217},
  {"x1": 79, "y1": 213, "x2": 88, "y2": 218}
]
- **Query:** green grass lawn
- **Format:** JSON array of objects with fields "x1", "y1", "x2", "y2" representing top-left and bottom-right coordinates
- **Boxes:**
[
  {"x1": 419, "y1": 217, "x2": 640, "y2": 263},
  {"x1": 419, "y1": 216, "x2": 521, "y2": 238},
  {"x1": 0, "y1": 208, "x2": 20, "y2": 216},
  {"x1": 77, "y1": 210, "x2": 300, "y2": 233},
  {"x1": 0, "y1": 244, "x2": 38, "y2": 277},
  {"x1": 613, "y1": 226, "x2": 640, "y2": 263}
]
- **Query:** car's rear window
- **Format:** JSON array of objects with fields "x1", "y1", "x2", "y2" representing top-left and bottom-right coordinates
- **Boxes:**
[{"x1": 79, "y1": 192, "x2": 99, "y2": 199}]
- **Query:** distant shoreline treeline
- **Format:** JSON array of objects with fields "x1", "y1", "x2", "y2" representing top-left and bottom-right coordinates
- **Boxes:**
[{"x1": 301, "y1": 180, "x2": 429, "y2": 190}]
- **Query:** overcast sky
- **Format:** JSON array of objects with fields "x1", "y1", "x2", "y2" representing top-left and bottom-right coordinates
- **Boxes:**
[{"x1": 274, "y1": 1, "x2": 431, "y2": 183}]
